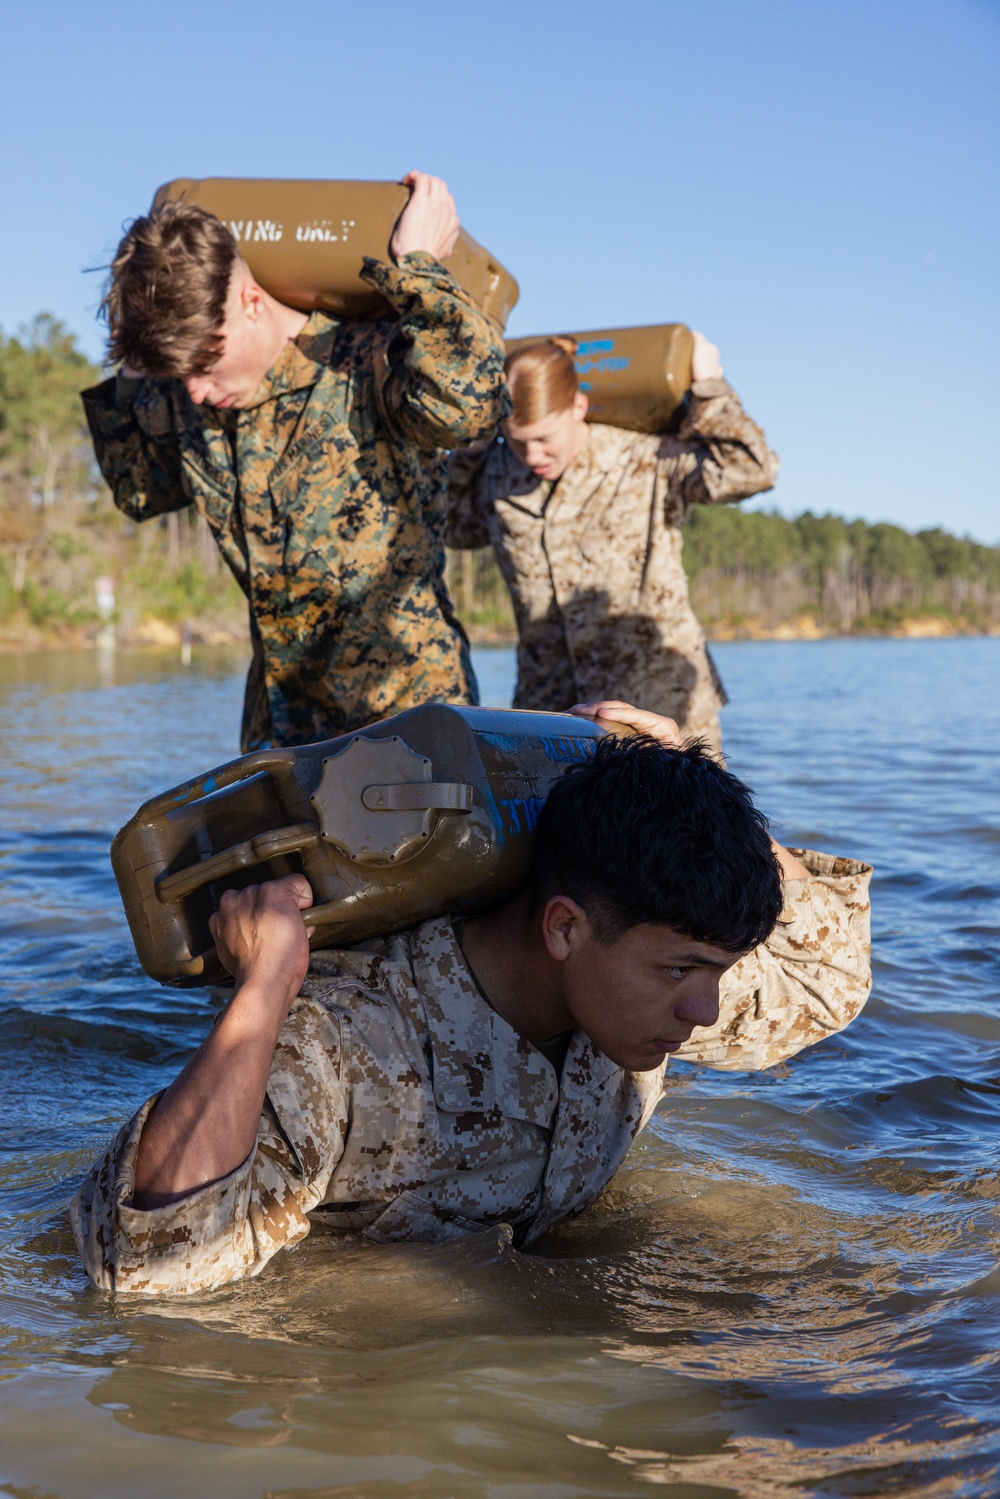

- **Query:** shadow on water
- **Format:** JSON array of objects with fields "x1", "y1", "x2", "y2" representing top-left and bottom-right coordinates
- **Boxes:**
[{"x1": 1, "y1": 639, "x2": 999, "y2": 1497}]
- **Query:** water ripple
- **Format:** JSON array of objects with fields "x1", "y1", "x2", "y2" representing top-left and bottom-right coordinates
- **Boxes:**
[{"x1": 1, "y1": 639, "x2": 999, "y2": 1497}]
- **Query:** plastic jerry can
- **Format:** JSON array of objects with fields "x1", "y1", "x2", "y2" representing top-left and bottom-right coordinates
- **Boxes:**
[
  {"x1": 505, "y1": 323, "x2": 694, "y2": 433},
  {"x1": 112, "y1": 704, "x2": 612, "y2": 988},
  {"x1": 152, "y1": 177, "x2": 520, "y2": 332}
]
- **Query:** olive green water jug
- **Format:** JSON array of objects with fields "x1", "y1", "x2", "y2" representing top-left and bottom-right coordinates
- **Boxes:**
[
  {"x1": 152, "y1": 178, "x2": 520, "y2": 331},
  {"x1": 112, "y1": 704, "x2": 611, "y2": 988},
  {"x1": 504, "y1": 323, "x2": 694, "y2": 433}
]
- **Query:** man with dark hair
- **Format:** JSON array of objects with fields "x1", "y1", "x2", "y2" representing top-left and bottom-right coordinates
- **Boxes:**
[
  {"x1": 82, "y1": 174, "x2": 507, "y2": 750},
  {"x1": 73, "y1": 707, "x2": 872, "y2": 1296}
]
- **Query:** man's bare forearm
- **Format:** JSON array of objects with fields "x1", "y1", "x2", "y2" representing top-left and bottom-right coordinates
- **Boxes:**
[
  {"x1": 132, "y1": 981, "x2": 289, "y2": 1208},
  {"x1": 132, "y1": 875, "x2": 313, "y2": 1210}
]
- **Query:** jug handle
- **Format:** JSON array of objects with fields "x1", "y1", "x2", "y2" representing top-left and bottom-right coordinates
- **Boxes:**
[
  {"x1": 155, "y1": 823, "x2": 320, "y2": 904},
  {"x1": 172, "y1": 899, "x2": 353, "y2": 981}
]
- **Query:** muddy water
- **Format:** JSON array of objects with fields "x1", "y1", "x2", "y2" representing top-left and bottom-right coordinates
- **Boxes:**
[{"x1": 1, "y1": 638, "x2": 998, "y2": 1498}]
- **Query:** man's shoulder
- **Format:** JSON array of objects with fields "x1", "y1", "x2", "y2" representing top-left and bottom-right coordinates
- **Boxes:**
[
  {"x1": 297, "y1": 914, "x2": 478, "y2": 1074},
  {"x1": 296, "y1": 310, "x2": 365, "y2": 370},
  {"x1": 304, "y1": 922, "x2": 419, "y2": 998},
  {"x1": 302, "y1": 914, "x2": 458, "y2": 1011},
  {"x1": 293, "y1": 923, "x2": 427, "y2": 1067}
]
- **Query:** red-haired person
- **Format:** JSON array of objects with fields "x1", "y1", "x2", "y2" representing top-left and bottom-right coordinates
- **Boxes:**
[{"x1": 446, "y1": 334, "x2": 778, "y2": 756}]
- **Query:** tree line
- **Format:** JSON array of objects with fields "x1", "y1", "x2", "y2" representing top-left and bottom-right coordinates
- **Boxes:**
[
  {"x1": 681, "y1": 505, "x2": 1000, "y2": 634},
  {"x1": 1, "y1": 315, "x2": 997, "y2": 645}
]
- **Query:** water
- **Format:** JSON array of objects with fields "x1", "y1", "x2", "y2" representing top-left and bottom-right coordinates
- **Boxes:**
[{"x1": 1, "y1": 638, "x2": 998, "y2": 1498}]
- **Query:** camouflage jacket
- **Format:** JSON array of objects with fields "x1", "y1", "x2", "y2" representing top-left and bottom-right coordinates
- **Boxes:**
[
  {"x1": 82, "y1": 253, "x2": 508, "y2": 751},
  {"x1": 446, "y1": 381, "x2": 779, "y2": 753},
  {"x1": 72, "y1": 849, "x2": 871, "y2": 1296}
]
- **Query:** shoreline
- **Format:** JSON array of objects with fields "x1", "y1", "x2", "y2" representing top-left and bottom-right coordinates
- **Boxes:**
[{"x1": 1, "y1": 613, "x2": 997, "y2": 655}]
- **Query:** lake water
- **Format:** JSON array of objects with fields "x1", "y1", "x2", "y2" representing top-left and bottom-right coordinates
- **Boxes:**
[{"x1": 1, "y1": 638, "x2": 998, "y2": 1498}]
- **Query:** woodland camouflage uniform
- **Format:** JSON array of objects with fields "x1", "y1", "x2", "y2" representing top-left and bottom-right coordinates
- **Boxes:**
[
  {"x1": 446, "y1": 379, "x2": 779, "y2": 756},
  {"x1": 83, "y1": 253, "x2": 508, "y2": 751},
  {"x1": 73, "y1": 850, "x2": 872, "y2": 1296}
]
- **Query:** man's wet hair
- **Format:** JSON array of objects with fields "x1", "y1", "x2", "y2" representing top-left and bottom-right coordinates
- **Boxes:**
[{"x1": 529, "y1": 735, "x2": 783, "y2": 951}]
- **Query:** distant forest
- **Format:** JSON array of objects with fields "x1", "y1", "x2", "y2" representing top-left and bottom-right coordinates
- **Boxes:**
[
  {"x1": 1, "y1": 315, "x2": 998, "y2": 647},
  {"x1": 683, "y1": 505, "x2": 1000, "y2": 636}
]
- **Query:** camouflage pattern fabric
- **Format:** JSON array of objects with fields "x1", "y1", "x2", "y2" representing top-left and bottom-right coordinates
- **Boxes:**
[
  {"x1": 674, "y1": 851, "x2": 873, "y2": 1068},
  {"x1": 71, "y1": 850, "x2": 872, "y2": 1295},
  {"x1": 82, "y1": 253, "x2": 509, "y2": 751},
  {"x1": 446, "y1": 380, "x2": 779, "y2": 755}
]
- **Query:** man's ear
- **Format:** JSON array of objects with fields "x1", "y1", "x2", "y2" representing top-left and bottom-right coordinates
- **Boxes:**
[
  {"x1": 240, "y1": 280, "x2": 266, "y2": 322},
  {"x1": 573, "y1": 390, "x2": 589, "y2": 421},
  {"x1": 541, "y1": 895, "x2": 590, "y2": 962}
]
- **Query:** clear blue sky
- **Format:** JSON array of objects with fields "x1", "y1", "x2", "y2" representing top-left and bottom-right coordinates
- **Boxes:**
[{"x1": 1, "y1": 0, "x2": 997, "y2": 540}]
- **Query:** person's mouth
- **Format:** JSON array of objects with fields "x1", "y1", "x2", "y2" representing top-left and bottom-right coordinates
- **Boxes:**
[{"x1": 653, "y1": 1032, "x2": 693, "y2": 1053}]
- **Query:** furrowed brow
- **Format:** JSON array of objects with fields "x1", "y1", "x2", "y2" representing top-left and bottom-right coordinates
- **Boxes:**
[{"x1": 671, "y1": 951, "x2": 745, "y2": 970}]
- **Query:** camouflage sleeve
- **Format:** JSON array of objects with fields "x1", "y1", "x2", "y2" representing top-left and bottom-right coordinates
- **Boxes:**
[
  {"x1": 444, "y1": 440, "x2": 497, "y2": 549},
  {"x1": 360, "y1": 252, "x2": 510, "y2": 452},
  {"x1": 70, "y1": 993, "x2": 350, "y2": 1295},
  {"x1": 673, "y1": 851, "x2": 873, "y2": 1072},
  {"x1": 670, "y1": 377, "x2": 780, "y2": 511},
  {"x1": 81, "y1": 374, "x2": 192, "y2": 521}
]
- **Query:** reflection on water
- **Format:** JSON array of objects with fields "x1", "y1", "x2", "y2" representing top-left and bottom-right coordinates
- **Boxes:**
[{"x1": 1, "y1": 639, "x2": 999, "y2": 1498}]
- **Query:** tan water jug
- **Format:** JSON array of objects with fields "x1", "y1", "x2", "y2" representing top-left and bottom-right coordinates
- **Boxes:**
[
  {"x1": 504, "y1": 323, "x2": 694, "y2": 433},
  {"x1": 112, "y1": 704, "x2": 616, "y2": 988},
  {"x1": 152, "y1": 178, "x2": 520, "y2": 332}
]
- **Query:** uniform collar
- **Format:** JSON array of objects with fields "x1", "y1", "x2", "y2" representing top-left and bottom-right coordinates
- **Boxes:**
[
  {"x1": 506, "y1": 424, "x2": 625, "y2": 520},
  {"x1": 411, "y1": 915, "x2": 557, "y2": 1125},
  {"x1": 409, "y1": 916, "x2": 621, "y2": 1127},
  {"x1": 241, "y1": 311, "x2": 340, "y2": 410}
]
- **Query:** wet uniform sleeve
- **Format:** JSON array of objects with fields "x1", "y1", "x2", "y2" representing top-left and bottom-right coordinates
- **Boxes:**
[
  {"x1": 668, "y1": 377, "x2": 780, "y2": 512},
  {"x1": 360, "y1": 252, "x2": 510, "y2": 452},
  {"x1": 70, "y1": 993, "x2": 351, "y2": 1295},
  {"x1": 81, "y1": 374, "x2": 192, "y2": 520},
  {"x1": 444, "y1": 440, "x2": 498, "y2": 549},
  {"x1": 673, "y1": 850, "x2": 873, "y2": 1072}
]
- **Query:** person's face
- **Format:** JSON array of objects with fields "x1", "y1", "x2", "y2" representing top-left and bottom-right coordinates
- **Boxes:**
[
  {"x1": 183, "y1": 269, "x2": 271, "y2": 410},
  {"x1": 546, "y1": 899, "x2": 748, "y2": 1072},
  {"x1": 502, "y1": 391, "x2": 589, "y2": 481}
]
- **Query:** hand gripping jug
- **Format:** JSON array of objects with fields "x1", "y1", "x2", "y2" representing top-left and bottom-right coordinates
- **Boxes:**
[
  {"x1": 112, "y1": 704, "x2": 613, "y2": 988},
  {"x1": 505, "y1": 323, "x2": 695, "y2": 433},
  {"x1": 152, "y1": 178, "x2": 520, "y2": 332}
]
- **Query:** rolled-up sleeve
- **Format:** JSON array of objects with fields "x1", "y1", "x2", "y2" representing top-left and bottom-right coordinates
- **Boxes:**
[
  {"x1": 671, "y1": 377, "x2": 780, "y2": 511},
  {"x1": 361, "y1": 252, "x2": 509, "y2": 452},
  {"x1": 674, "y1": 850, "x2": 873, "y2": 1071},
  {"x1": 70, "y1": 993, "x2": 351, "y2": 1295}
]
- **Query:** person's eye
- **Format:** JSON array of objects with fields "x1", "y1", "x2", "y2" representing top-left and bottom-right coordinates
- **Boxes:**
[{"x1": 665, "y1": 965, "x2": 690, "y2": 980}]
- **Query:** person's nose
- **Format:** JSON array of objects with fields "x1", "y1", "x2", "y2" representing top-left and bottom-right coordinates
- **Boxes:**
[
  {"x1": 184, "y1": 375, "x2": 210, "y2": 406},
  {"x1": 674, "y1": 975, "x2": 721, "y2": 1033}
]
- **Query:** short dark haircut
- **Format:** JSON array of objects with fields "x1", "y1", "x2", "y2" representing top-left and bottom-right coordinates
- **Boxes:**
[
  {"x1": 529, "y1": 735, "x2": 783, "y2": 952},
  {"x1": 102, "y1": 202, "x2": 238, "y2": 377}
]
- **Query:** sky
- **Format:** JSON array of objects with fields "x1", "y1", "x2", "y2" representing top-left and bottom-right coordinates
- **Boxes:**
[{"x1": 1, "y1": 0, "x2": 997, "y2": 541}]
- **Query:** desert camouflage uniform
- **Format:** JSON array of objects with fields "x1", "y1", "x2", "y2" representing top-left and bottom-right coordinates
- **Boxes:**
[
  {"x1": 446, "y1": 380, "x2": 779, "y2": 755},
  {"x1": 82, "y1": 253, "x2": 508, "y2": 751},
  {"x1": 72, "y1": 849, "x2": 871, "y2": 1296}
]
